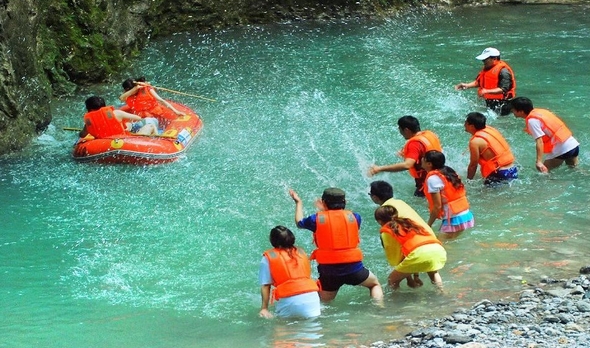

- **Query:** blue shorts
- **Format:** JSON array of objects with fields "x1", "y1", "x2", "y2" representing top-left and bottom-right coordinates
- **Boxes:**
[
  {"x1": 484, "y1": 166, "x2": 518, "y2": 186},
  {"x1": 556, "y1": 146, "x2": 579, "y2": 160},
  {"x1": 318, "y1": 263, "x2": 369, "y2": 292}
]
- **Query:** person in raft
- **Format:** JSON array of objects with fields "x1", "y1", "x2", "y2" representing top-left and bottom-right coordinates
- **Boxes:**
[
  {"x1": 368, "y1": 115, "x2": 443, "y2": 198},
  {"x1": 374, "y1": 205, "x2": 446, "y2": 290},
  {"x1": 289, "y1": 187, "x2": 383, "y2": 302},
  {"x1": 421, "y1": 150, "x2": 474, "y2": 238},
  {"x1": 119, "y1": 77, "x2": 184, "y2": 127},
  {"x1": 455, "y1": 47, "x2": 516, "y2": 116},
  {"x1": 510, "y1": 97, "x2": 580, "y2": 173},
  {"x1": 368, "y1": 180, "x2": 435, "y2": 288},
  {"x1": 79, "y1": 96, "x2": 158, "y2": 138},
  {"x1": 258, "y1": 225, "x2": 321, "y2": 319},
  {"x1": 464, "y1": 112, "x2": 518, "y2": 185}
]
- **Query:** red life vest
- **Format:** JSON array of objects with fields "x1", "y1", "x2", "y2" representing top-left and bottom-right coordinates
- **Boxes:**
[
  {"x1": 263, "y1": 247, "x2": 319, "y2": 301},
  {"x1": 525, "y1": 108, "x2": 573, "y2": 154},
  {"x1": 471, "y1": 126, "x2": 515, "y2": 178},
  {"x1": 477, "y1": 60, "x2": 516, "y2": 100},
  {"x1": 312, "y1": 210, "x2": 363, "y2": 264},
  {"x1": 379, "y1": 225, "x2": 441, "y2": 257},
  {"x1": 125, "y1": 86, "x2": 159, "y2": 112},
  {"x1": 403, "y1": 131, "x2": 443, "y2": 179},
  {"x1": 83, "y1": 106, "x2": 126, "y2": 138},
  {"x1": 424, "y1": 170, "x2": 470, "y2": 219}
]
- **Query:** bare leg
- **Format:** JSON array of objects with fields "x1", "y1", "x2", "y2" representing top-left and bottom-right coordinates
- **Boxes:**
[
  {"x1": 565, "y1": 156, "x2": 579, "y2": 168},
  {"x1": 405, "y1": 275, "x2": 417, "y2": 288},
  {"x1": 388, "y1": 270, "x2": 411, "y2": 290},
  {"x1": 427, "y1": 271, "x2": 443, "y2": 291},
  {"x1": 412, "y1": 273, "x2": 423, "y2": 287},
  {"x1": 318, "y1": 290, "x2": 338, "y2": 302},
  {"x1": 544, "y1": 158, "x2": 565, "y2": 171},
  {"x1": 360, "y1": 271, "x2": 383, "y2": 301}
]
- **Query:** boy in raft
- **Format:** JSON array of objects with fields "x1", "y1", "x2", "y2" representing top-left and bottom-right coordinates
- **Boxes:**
[
  {"x1": 368, "y1": 180, "x2": 436, "y2": 287},
  {"x1": 422, "y1": 150, "x2": 474, "y2": 239},
  {"x1": 289, "y1": 187, "x2": 383, "y2": 302},
  {"x1": 80, "y1": 96, "x2": 158, "y2": 138},
  {"x1": 374, "y1": 205, "x2": 446, "y2": 290},
  {"x1": 510, "y1": 97, "x2": 580, "y2": 173},
  {"x1": 258, "y1": 226, "x2": 320, "y2": 319}
]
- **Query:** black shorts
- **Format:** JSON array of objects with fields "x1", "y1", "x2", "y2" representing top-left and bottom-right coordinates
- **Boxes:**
[
  {"x1": 556, "y1": 146, "x2": 579, "y2": 160},
  {"x1": 318, "y1": 267, "x2": 370, "y2": 292}
]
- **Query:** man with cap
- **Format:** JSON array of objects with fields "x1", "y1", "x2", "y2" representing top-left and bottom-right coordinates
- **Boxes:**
[
  {"x1": 289, "y1": 187, "x2": 383, "y2": 302},
  {"x1": 455, "y1": 47, "x2": 516, "y2": 116}
]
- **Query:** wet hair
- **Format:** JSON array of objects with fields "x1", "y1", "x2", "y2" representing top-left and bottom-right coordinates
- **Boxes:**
[
  {"x1": 510, "y1": 97, "x2": 534, "y2": 114},
  {"x1": 85, "y1": 96, "x2": 106, "y2": 111},
  {"x1": 397, "y1": 115, "x2": 421, "y2": 133},
  {"x1": 369, "y1": 181, "x2": 394, "y2": 201},
  {"x1": 374, "y1": 205, "x2": 430, "y2": 236},
  {"x1": 122, "y1": 76, "x2": 147, "y2": 91},
  {"x1": 465, "y1": 112, "x2": 487, "y2": 130},
  {"x1": 423, "y1": 150, "x2": 464, "y2": 190},
  {"x1": 269, "y1": 225, "x2": 297, "y2": 259}
]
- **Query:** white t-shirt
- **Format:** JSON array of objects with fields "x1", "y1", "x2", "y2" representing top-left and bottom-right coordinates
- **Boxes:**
[
  {"x1": 258, "y1": 257, "x2": 320, "y2": 319},
  {"x1": 527, "y1": 118, "x2": 579, "y2": 159}
]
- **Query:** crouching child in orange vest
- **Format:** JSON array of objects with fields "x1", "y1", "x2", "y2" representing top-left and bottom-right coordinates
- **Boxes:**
[
  {"x1": 374, "y1": 205, "x2": 447, "y2": 290},
  {"x1": 258, "y1": 226, "x2": 320, "y2": 319},
  {"x1": 289, "y1": 187, "x2": 383, "y2": 303}
]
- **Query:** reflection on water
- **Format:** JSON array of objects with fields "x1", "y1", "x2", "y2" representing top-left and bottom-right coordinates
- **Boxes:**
[{"x1": 1, "y1": 4, "x2": 590, "y2": 347}]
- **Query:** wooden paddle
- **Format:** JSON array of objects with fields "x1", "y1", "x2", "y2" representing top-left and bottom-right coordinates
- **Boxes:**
[{"x1": 133, "y1": 81, "x2": 216, "y2": 102}]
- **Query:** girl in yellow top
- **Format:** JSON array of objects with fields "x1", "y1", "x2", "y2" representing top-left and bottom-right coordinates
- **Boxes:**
[{"x1": 374, "y1": 205, "x2": 446, "y2": 290}]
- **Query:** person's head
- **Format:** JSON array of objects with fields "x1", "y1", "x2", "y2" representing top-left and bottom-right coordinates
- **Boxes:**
[
  {"x1": 321, "y1": 187, "x2": 346, "y2": 210},
  {"x1": 464, "y1": 112, "x2": 487, "y2": 134},
  {"x1": 85, "y1": 96, "x2": 106, "y2": 111},
  {"x1": 397, "y1": 115, "x2": 421, "y2": 139},
  {"x1": 269, "y1": 225, "x2": 296, "y2": 249},
  {"x1": 476, "y1": 47, "x2": 501, "y2": 69},
  {"x1": 369, "y1": 181, "x2": 394, "y2": 205},
  {"x1": 122, "y1": 76, "x2": 146, "y2": 91},
  {"x1": 374, "y1": 205, "x2": 398, "y2": 226},
  {"x1": 510, "y1": 97, "x2": 534, "y2": 118},
  {"x1": 422, "y1": 150, "x2": 445, "y2": 171}
]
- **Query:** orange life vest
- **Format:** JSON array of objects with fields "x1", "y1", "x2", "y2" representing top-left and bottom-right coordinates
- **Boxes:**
[
  {"x1": 379, "y1": 225, "x2": 441, "y2": 257},
  {"x1": 263, "y1": 247, "x2": 319, "y2": 301},
  {"x1": 125, "y1": 86, "x2": 159, "y2": 112},
  {"x1": 312, "y1": 210, "x2": 363, "y2": 264},
  {"x1": 477, "y1": 60, "x2": 516, "y2": 100},
  {"x1": 471, "y1": 126, "x2": 515, "y2": 178},
  {"x1": 525, "y1": 108, "x2": 573, "y2": 154},
  {"x1": 424, "y1": 170, "x2": 470, "y2": 219},
  {"x1": 403, "y1": 131, "x2": 443, "y2": 179},
  {"x1": 83, "y1": 106, "x2": 126, "y2": 138}
]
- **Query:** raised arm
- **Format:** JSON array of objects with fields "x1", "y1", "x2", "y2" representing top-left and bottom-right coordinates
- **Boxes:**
[{"x1": 289, "y1": 189, "x2": 304, "y2": 226}]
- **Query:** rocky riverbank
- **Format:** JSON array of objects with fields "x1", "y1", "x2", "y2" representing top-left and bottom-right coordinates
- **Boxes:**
[{"x1": 364, "y1": 267, "x2": 590, "y2": 348}]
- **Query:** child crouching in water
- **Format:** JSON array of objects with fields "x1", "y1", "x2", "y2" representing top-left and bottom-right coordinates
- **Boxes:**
[{"x1": 374, "y1": 205, "x2": 446, "y2": 290}]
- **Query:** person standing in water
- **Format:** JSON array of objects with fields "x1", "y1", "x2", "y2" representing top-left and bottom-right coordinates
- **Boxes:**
[
  {"x1": 455, "y1": 47, "x2": 516, "y2": 116},
  {"x1": 422, "y1": 150, "x2": 474, "y2": 238},
  {"x1": 289, "y1": 187, "x2": 383, "y2": 302},
  {"x1": 258, "y1": 225, "x2": 320, "y2": 319},
  {"x1": 510, "y1": 97, "x2": 579, "y2": 173}
]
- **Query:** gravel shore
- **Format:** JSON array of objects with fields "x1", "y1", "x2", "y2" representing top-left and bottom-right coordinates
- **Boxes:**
[{"x1": 364, "y1": 268, "x2": 590, "y2": 348}]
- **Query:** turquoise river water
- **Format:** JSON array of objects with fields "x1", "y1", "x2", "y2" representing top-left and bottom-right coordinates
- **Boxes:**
[{"x1": 2, "y1": 4, "x2": 590, "y2": 348}]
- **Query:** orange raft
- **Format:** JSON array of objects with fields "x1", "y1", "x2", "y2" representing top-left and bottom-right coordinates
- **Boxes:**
[{"x1": 72, "y1": 101, "x2": 203, "y2": 165}]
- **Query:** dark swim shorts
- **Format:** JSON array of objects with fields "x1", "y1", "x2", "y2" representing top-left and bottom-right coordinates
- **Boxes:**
[
  {"x1": 318, "y1": 267, "x2": 370, "y2": 292},
  {"x1": 556, "y1": 146, "x2": 579, "y2": 160},
  {"x1": 484, "y1": 166, "x2": 518, "y2": 186}
]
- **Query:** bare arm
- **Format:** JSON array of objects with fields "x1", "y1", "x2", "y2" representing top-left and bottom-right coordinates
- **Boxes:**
[
  {"x1": 119, "y1": 85, "x2": 142, "y2": 102},
  {"x1": 149, "y1": 89, "x2": 183, "y2": 115},
  {"x1": 114, "y1": 109, "x2": 142, "y2": 122},
  {"x1": 534, "y1": 137, "x2": 548, "y2": 173},
  {"x1": 467, "y1": 139, "x2": 481, "y2": 180},
  {"x1": 427, "y1": 191, "x2": 442, "y2": 227},
  {"x1": 455, "y1": 80, "x2": 478, "y2": 90},
  {"x1": 368, "y1": 158, "x2": 416, "y2": 177},
  {"x1": 289, "y1": 189, "x2": 304, "y2": 226},
  {"x1": 259, "y1": 284, "x2": 273, "y2": 319}
]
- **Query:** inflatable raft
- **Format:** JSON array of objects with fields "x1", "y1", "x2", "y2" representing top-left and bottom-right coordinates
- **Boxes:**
[{"x1": 72, "y1": 101, "x2": 203, "y2": 165}]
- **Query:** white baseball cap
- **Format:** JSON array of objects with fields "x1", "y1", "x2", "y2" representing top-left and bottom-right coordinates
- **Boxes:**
[{"x1": 475, "y1": 47, "x2": 501, "y2": 60}]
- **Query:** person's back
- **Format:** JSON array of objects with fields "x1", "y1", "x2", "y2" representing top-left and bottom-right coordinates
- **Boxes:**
[{"x1": 83, "y1": 96, "x2": 126, "y2": 138}]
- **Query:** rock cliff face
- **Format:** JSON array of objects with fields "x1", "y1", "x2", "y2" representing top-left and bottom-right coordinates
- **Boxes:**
[{"x1": 0, "y1": 0, "x2": 586, "y2": 155}]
